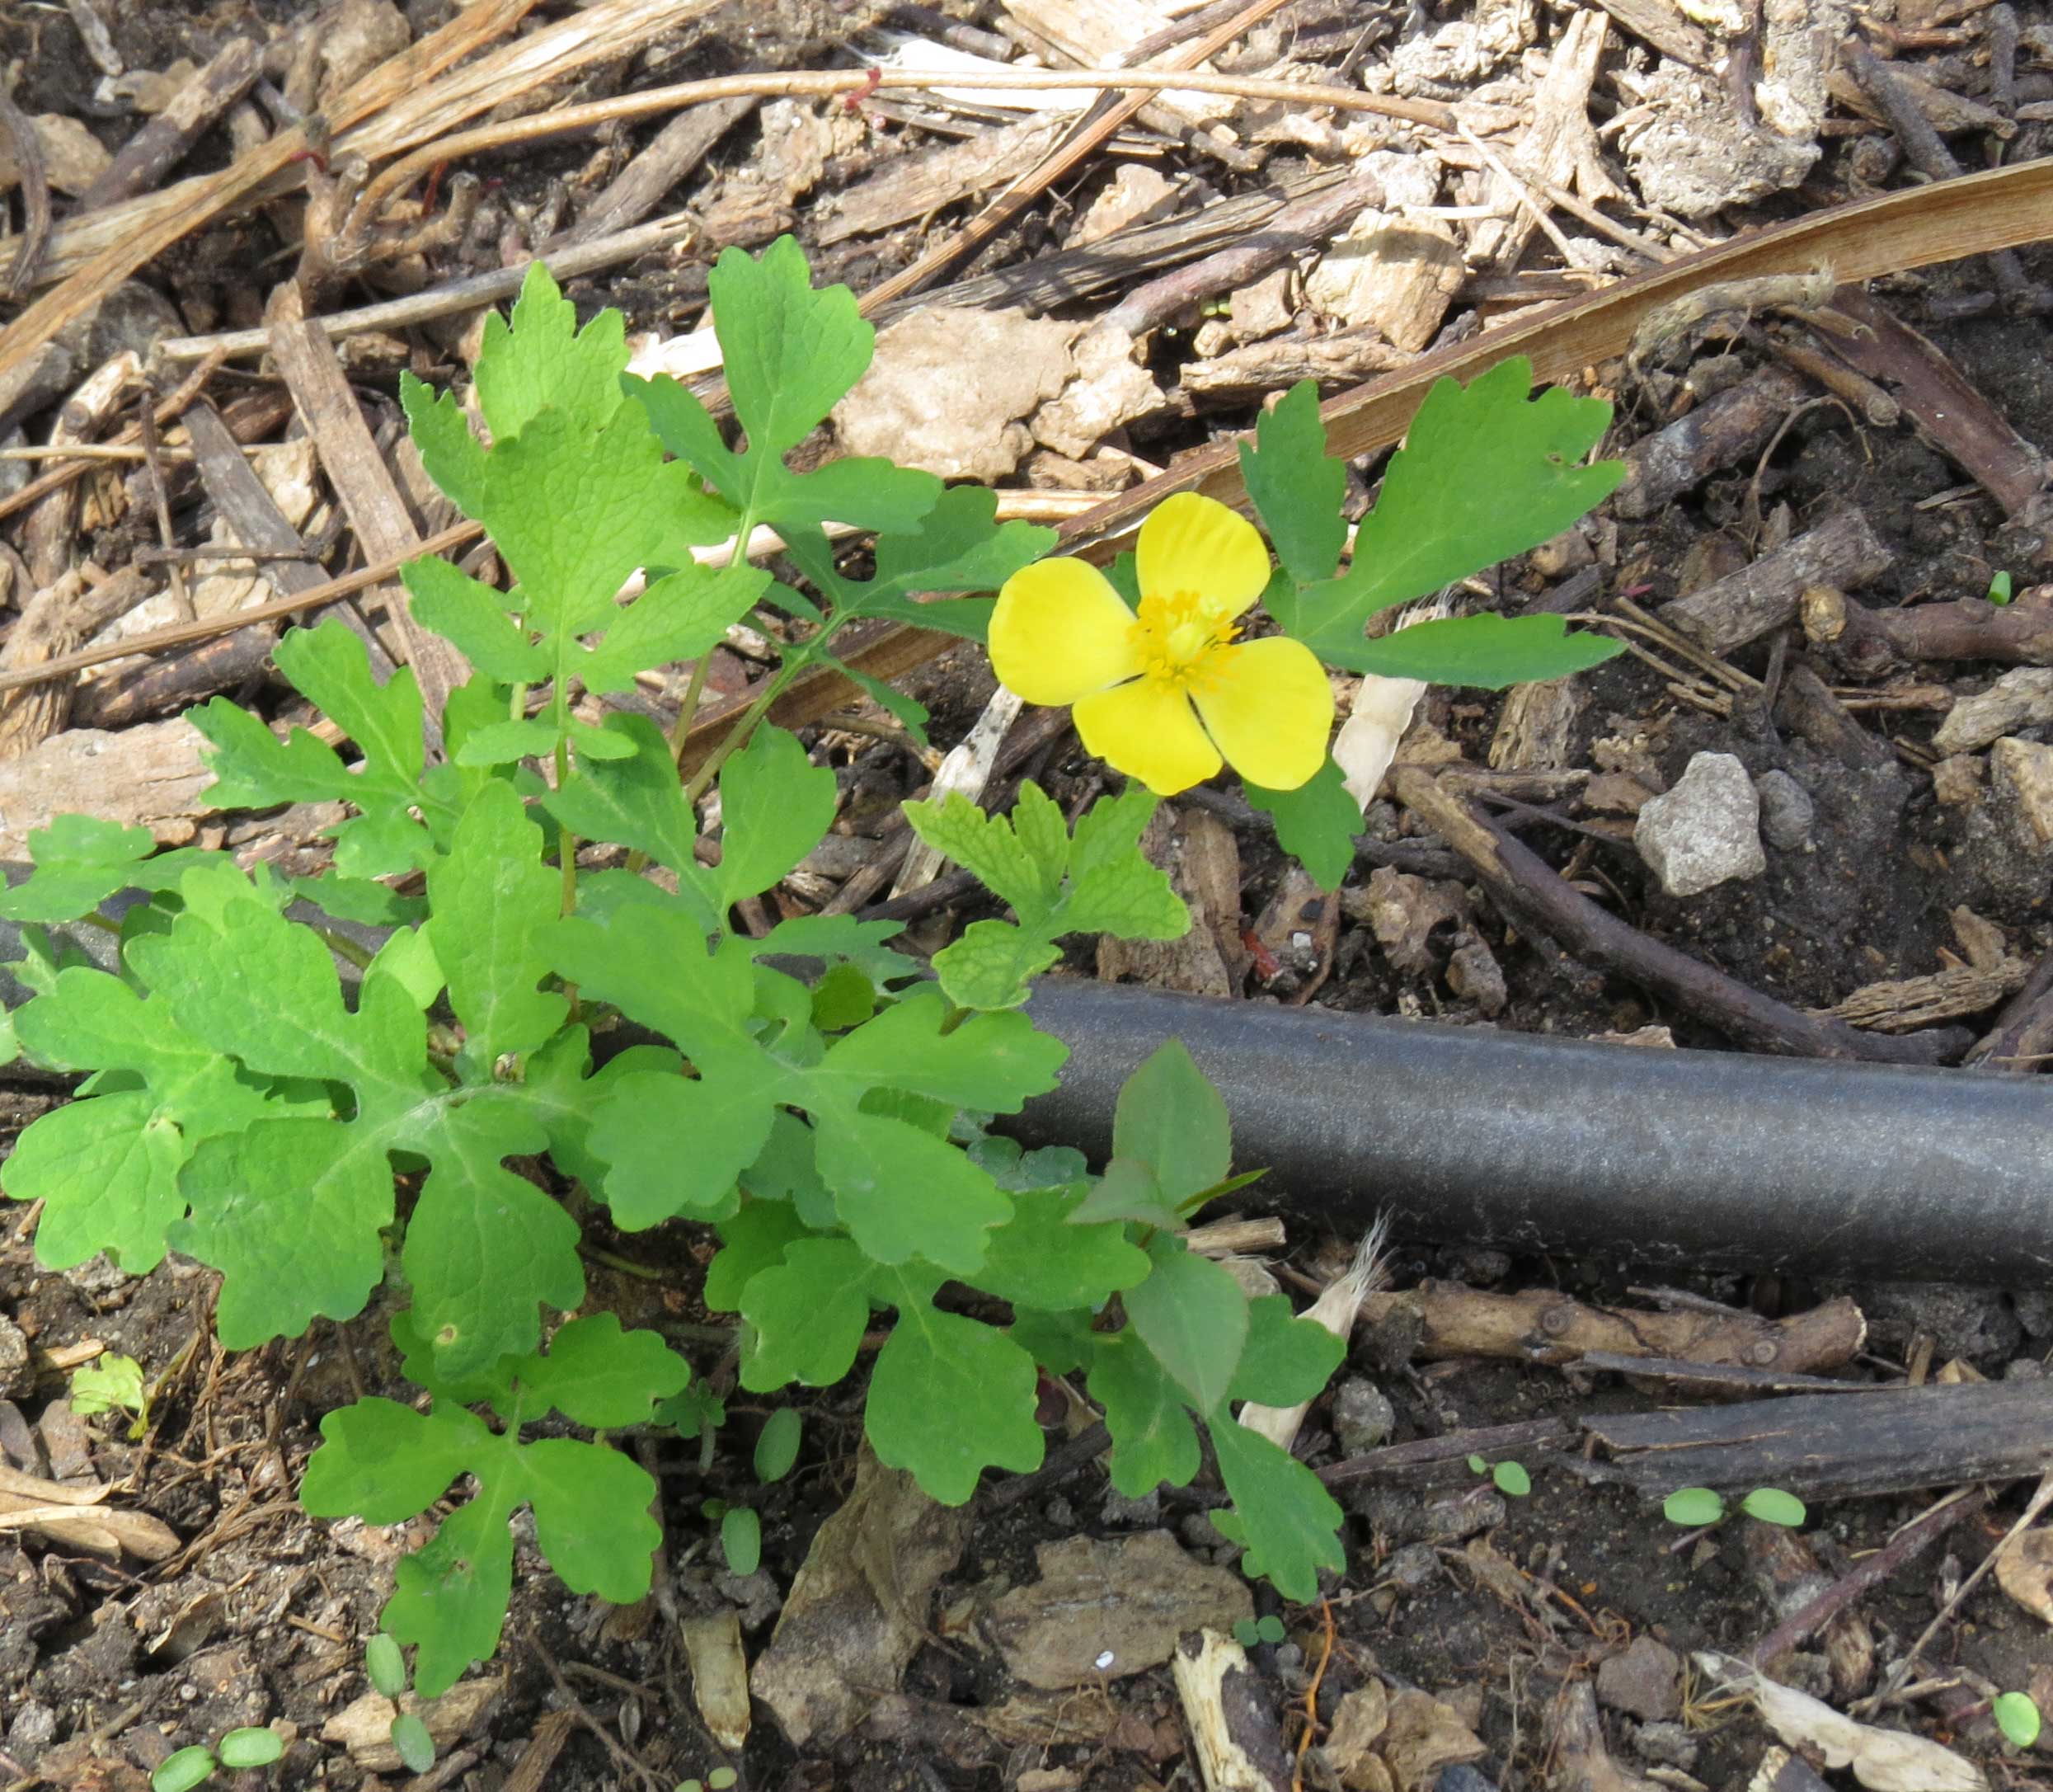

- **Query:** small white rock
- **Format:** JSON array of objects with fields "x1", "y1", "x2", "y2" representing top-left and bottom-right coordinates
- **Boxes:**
[
  {"x1": 1991, "y1": 736, "x2": 2053, "y2": 849},
  {"x1": 1933, "y1": 668, "x2": 2053, "y2": 755},
  {"x1": 1634, "y1": 752, "x2": 1767, "y2": 896}
]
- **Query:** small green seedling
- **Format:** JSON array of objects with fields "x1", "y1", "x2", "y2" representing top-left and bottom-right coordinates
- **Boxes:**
[
  {"x1": 676, "y1": 1771, "x2": 739, "y2": 1792},
  {"x1": 1232, "y1": 1614, "x2": 1287, "y2": 1648},
  {"x1": 1987, "y1": 570, "x2": 2015, "y2": 605},
  {"x1": 390, "y1": 1713, "x2": 436, "y2": 1775},
  {"x1": 1995, "y1": 1691, "x2": 2041, "y2": 1750},
  {"x1": 754, "y1": 1406, "x2": 801, "y2": 1483},
  {"x1": 71, "y1": 1352, "x2": 149, "y2": 1440},
  {"x1": 364, "y1": 1633, "x2": 407, "y2": 1700},
  {"x1": 148, "y1": 1727, "x2": 284, "y2": 1790},
  {"x1": 721, "y1": 1504, "x2": 762, "y2": 1575},
  {"x1": 1468, "y1": 1454, "x2": 1532, "y2": 1498},
  {"x1": 1663, "y1": 1486, "x2": 1806, "y2": 1529}
]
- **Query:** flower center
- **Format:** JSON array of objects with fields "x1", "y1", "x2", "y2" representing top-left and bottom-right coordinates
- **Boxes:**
[{"x1": 1130, "y1": 589, "x2": 1238, "y2": 693}]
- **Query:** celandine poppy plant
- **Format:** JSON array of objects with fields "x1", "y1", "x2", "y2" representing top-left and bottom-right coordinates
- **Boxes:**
[{"x1": 987, "y1": 494, "x2": 1332, "y2": 796}]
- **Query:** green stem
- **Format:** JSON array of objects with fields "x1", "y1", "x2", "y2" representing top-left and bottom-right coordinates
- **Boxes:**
[
  {"x1": 665, "y1": 506, "x2": 759, "y2": 770},
  {"x1": 680, "y1": 643, "x2": 822, "y2": 807},
  {"x1": 553, "y1": 736, "x2": 580, "y2": 1020}
]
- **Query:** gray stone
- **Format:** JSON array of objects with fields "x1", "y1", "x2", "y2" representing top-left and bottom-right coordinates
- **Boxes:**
[
  {"x1": 1755, "y1": 769, "x2": 1816, "y2": 852},
  {"x1": 1596, "y1": 1635, "x2": 1682, "y2": 1721},
  {"x1": 0, "y1": 1313, "x2": 29, "y2": 1399},
  {"x1": 1386, "y1": 1541, "x2": 1441, "y2": 1592},
  {"x1": 1634, "y1": 751, "x2": 1767, "y2": 896},
  {"x1": 1421, "y1": 1484, "x2": 1504, "y2": 1543},
  {"x1": 1332, "y1": 1377, "x2": 1396, "y2": 1456},
  {"x1": 1633, "y1": 1719, "x2": 1698, "y2": 1768}
]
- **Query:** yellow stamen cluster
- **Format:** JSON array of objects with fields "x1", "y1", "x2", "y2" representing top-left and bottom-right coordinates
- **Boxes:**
[{"x1": 1129, "y1": 589, "x2": 1240, "y2": 694}]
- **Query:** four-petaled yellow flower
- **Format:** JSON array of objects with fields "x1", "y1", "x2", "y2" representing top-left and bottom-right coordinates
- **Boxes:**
[{"x1": 988, "y1": 493, "x2": 1333, "y2": 797}]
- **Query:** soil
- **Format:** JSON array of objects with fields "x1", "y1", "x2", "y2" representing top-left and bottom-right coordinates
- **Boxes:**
[{"x1": 3, "y1": 0, "x2": 2053, "y2": 1789}]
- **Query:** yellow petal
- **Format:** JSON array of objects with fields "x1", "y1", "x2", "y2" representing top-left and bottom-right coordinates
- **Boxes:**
[
  {"x1": 1075, "y1": 677, "x2": 1223, "y2": 797},
  {"x1": 1137, "y1": 493, "x2": 1271, "y2": 618},
  {"x1": 988, "y1": 557, "x2": 1141, "y2": 706},
  {"x1": 1193, "y1": 636, "x2": 1335, "y2": 791}
]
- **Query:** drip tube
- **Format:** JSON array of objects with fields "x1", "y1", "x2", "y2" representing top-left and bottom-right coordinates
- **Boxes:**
[{"x1": 1011, "y1": 978, "x2": 2053, "y2": 1285}]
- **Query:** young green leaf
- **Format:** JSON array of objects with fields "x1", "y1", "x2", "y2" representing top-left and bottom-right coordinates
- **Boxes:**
[
  {"x1": 389, "y1": 1713, "x2": 436, "y2": 1775},
  {"x1": 0, "y1": 815, "x2": 209, "y2": 924},
  {"x1": 1492, "y1": 1461, "x2": 1532, "y2": 1498},
  {"x1": 974, "y1": 1184, "x2": 1151, "y2": 1312},
  {"x1": 1244, "y1": 759, "x2": 1360, "y2": 893},
  {"x1": 627, "y1": 235, "x2": 941, "y2": 539},
  {"x1": 739, "y1": 1236, "x2": 874, "y2": 1391},
  {"x1": 365, "y1": 1634, "x2": 408, "y2": 1699},
  {"x1": 754, "y1": 1407, "x2": 803, "y2": 1483},
  {"x1": 908, "y1": 783, "x2": 1186, "y2": 1010},
  {"x1": 1351, "y1": 611, "x2": 1623, "y2": 689},
  {"x1": 69, "y1": 1352, "x2": 148, "y2": 1428},
  {"x1": 510, "y1": 1313, "x2": 689, "y2": 1429},
  {"x1": 1113, "y1": 1039, "x2": 1230, "y2": 1210},
  {"x1": 151, "y1": 1747, "x2": 216, "y2": 1792},
  {"x1": 216, "y1": 1728, "x2": 284, "y2": 1769},
  {"x1": 714, "y1": 724, "x2": 838, "y2": 909},
  {"x1": 1739, "y1": 1487, "x2": 1806, "y2": 1528},
  {"x1": 721, "y1": 1504, "x2": 763, "y2": 1574},
  {"x1": 1995, "y1": 1691, "x2": 2041, "y2": 1750},
  {"x1": 1123, "y1": 1239, "x2": 1248, "y2": 1415},
  {"x1": 1229, "y1": 1296, "x2": 1345, "y2": 1407},
  {"x1": 1662, "y1": 1487, "x2": 1726, "y2": 1527},
  {"x1": 1238, "y1": 380, "x2": 1348, "y2": 585}
]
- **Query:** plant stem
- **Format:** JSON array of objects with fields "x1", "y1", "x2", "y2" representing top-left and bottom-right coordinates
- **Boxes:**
[{"x1": 554, "y1": 736, "x2": 580, "y2": 1018}]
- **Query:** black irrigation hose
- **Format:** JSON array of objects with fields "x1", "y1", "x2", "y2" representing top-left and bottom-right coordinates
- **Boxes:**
[
  {"x1": 6, "y1": 898, "x2": 2050, "y2": 1284},
  {"x1": 1011, "y1": 979, "x2": 2053, "y2": 1286}
]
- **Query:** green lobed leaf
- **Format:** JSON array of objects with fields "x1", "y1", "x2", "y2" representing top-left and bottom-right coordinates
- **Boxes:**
[
  {"x1": 975, "y1": 1184, "x2": 1151, "y2": 1311},
  {"x1": 1245, "y1": 758, "x2": 1360, "y2": 893},
  {"x1": 1206, "y1": 1413, "x2": 1346, "y2": 1602},
  {"x1": 425, "y1": 781, "x2": 568, "y2": 1067},
  {"x1": 1276, "y1": 357, "x2": 1622, "y2": 661},
  {"x1": 510, "y1": 1311, "x2": 689, "y2": 1429},
  {"x1": 539, "y1": 712, "x2": 714, "y2": 896},
  {"x1": 1238, "y1": 380, "x2": 1348, "y2": 585},
  {"x1": 473, "y1": 261, "x2": 632, "y2": 443},
  {"x1": 0, "y1": 815, "x2": 209, "y2": 923},
  {"x1": 738, "y1": 1236, "x2": 873, "y2": 1390},
  {"x1": 866, "y1": 1270, "x2": 1044, "y2": 1503},
  {"x1": 1344, "y1": 612, "x2": 1624, "y2": 688},
  {"x1": 1229, "y1": 1295, "x2": 1346, "y2": 1407}
]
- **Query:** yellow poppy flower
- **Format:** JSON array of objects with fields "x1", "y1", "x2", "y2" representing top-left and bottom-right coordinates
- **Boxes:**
[{"x1": 987, "y1": 493, "x2": 1334, "y2": 796}]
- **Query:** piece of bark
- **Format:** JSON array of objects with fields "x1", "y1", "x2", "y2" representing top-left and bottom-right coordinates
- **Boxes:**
[
  {"x1": 0, "y1": 565, "x2": 160, "y2": 757},
  {"x1": 679, "y1": 1610, "x2": 750, "y2": 1751},
  {"x1": 1587, "y1": 0, "x2": 1715, "y2": 67},
  {"x1": 1097, "y1": 804, "x2": 1243, "y2": 995},
  {"x1": 21, "y1": 350, "x2": 143, "y2": 587},
  {"x1": 0, "y1": 92, "x2": 51, "y2": 299},
  {"x1": 1551, "y1": 1680, "x2": 1662, "y2": 1792},
  {"x1": 75, "y1": 40, "x2": 262, "y2": 212},
  {"x1": 1104, "y1": 162, "x2": 1385, "y2": 338},
  {"x1": 1357, "y1": 1286, "x2": 1864, "y2": 1375},
  {"x1": 1391, "y1": 767, "x2": 1964, "y2": 1064},
  {"x1": 1967, "y1": 945, "x2": 2053, "y2": 1069},
  {"x1": 1819, "y1": 287, "x2": 2053, "y2": 526},
  {"x1": 1744, "y1": 1518, "x2": 1878, "y2": 1697},
  {"x1": 1471, "y1": 8, "x2": 1621, "y2": 270},
  {"x1": 1773, "y1": 661, "x2": 1891, "y2": 769},
  {"x1": 1657, "y1": 506, "x2": 1894, "y2": 655},
  {"x1": 1747, "y1": 1487, "x2": 1984, "y2": 1672},
  {"x1": 1614, "y1": 365, "x2": 1809, "y2": 519},
  {"x1": 268, "y1": 299, "x2": 467, "y2": 731},
  {"x1": 1322, "y1": 1418, "x2": 1576, "y2": 1489},
  {"x1": 0, "y1": 717, "x2": 214, "y2": 857},
  {"x1": 1182, "y1": 322, "x2": 1406, "y2": 401},
  {"x1": 1814, "y1": 960, "x2": 2030, "y2": 1032},
  {"x1": 1580, "y1": 1379, "x2": 2053, "y2": 1501},
  {"x1": 820, "y1": 114, "x2": 1066, "y2": 247},
  {"x1": 554, "y1": 96, "x2": 753, "y2": 245},
  {"x1": 1172, "y1": 1630, "x2": 1292, "y2": 1792},
  {"x1": 73, "y1": 623, "x2": 280, "y2": 730}
]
